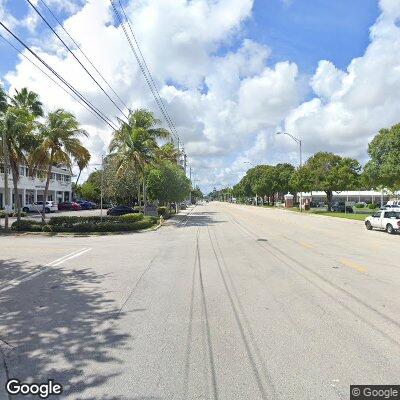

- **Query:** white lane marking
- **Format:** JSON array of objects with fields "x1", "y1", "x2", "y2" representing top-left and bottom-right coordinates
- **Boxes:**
[
  {"x1": 179, "y1": 206, "x2": 197, "y2": 226},
  {"x1": 51, "y1": 248, "x2": 91, "y2": 266},
  {"x1": 0, "y1": 248, "x2": 92, "y2": 293}
]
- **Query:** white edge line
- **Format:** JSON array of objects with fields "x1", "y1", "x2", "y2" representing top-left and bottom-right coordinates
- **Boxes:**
[{"x1": 0, "y1": 248, "x2": 92, "y2": 293}]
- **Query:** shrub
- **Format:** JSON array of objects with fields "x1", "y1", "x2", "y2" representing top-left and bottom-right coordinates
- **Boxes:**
[
  {"x1": 157, "y1": 206, "x2": 168, "y2": 216},
  {"x1": 0, "y1": 211, "x2": 26, "y2": 218},
  {"x1": 11, "y1": 220, "x2": 44, "y2": 232},
  {"x1": 355, "y1": 204, "x2": 365, "y2": 209},
  {"x1": 368, "y1": 203, "x2": 378, "y2": 210},
  {"x1": 119, "y1": 213, "x2": 144, "y2": 223}
]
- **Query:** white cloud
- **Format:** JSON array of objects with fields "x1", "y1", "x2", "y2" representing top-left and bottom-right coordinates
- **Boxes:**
[
  {"x1": 285, "y1": 0, "x2": 400, "y2": 161},
  {"x1": 3, "y1": 0, "x2": 400, "y2": 192}
]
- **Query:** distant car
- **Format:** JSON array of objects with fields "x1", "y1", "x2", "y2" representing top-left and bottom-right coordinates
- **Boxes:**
[
  {"x1": 58, "y1": 201, "x2": 82, "y2": 211},
  {"x1": 356, "y1": 201, "x2": 367, "y2": 207},
  {"x1": 365, "y1": 210, "x2": 400, "y2": 234},
  {"x1": 23, "y1": 201, "x2": 58, "y2": 213},
  {"x1": 106, "y1": 206, "x2": 135, "y2": 216},
  {"x1": 330, "y1": 202, "x2": 353, "y2": 213},
  {"x1": 381, "y1": 204, "x2": 400, "y2": 211},
  {"x1": 76, "y1": 200, "x2": 96, "y2": 210}
]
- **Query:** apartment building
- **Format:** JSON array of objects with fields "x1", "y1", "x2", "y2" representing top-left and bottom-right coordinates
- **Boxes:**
[{"x1": 0, "y1": 164, "x2": 72, "y2": 209}]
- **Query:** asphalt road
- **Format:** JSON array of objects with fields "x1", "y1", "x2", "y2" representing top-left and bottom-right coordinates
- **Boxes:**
[{"x1": 0, "y1": 202, "x2": 399, "y2": 399}]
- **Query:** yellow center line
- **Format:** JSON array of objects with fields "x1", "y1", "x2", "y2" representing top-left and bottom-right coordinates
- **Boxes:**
[
  {"x1": 340, "y1": 258, "x2": 367, "y2": 273},
  {"x1": 298, "y1": 240, "x2": 314, "y2": 249}
]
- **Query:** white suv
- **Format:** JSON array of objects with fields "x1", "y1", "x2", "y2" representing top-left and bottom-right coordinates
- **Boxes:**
[{"x1": 23, "y1": 201, "x2": 58, "y2": 213}]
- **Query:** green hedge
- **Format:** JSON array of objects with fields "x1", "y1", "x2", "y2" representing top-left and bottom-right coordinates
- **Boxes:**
[
  {"x1": 11, "y1": 220, "x2": 45, "y2": 232},
  {"x1": 0, "y1": 211, "x2": 27, "y2": 218},
  {"x1": 157, "y1": 206, "x2": 169, "y2": 216},
  {"x1": 368, "y1": 203, "x2": 378, "y2": 209},
  {"x1": 119, "y1": 213, "x2": 144, "y2": 223},
  {"x1": 11, "y1": 214, "x2": 158, "y2": 233}
]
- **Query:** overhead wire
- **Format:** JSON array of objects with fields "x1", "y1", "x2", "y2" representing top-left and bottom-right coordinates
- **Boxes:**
[
  {"x1": 0, "y1": 21, "x2": 118, "y2": 130},
  {"x1": 25, "y1": 0, "x2": 129, "y2": 122},
  {"x1": 109, "y1": 0, "x2": 180, "y2": 143},
  {"x1": 0, "y1": 32, "x2": 101, "y2": 122},
  {"x1": 37, "y1": 0, "x2": 130, "y2": 114},
  {"x1": 116, "y1": 0, "x2": 180, "y2": 141}
]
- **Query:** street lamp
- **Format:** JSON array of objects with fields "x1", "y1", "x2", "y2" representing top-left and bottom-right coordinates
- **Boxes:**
[{"x1": 276, "y1": 131, "x2": 303, "y2": 211}]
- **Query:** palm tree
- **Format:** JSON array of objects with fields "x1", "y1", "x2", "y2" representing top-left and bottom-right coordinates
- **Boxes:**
[
  {"x1": 0, "y1": 86, "x2": 7, "y2": 112},
  {"x1": 157, "y1": 142, "x2": 181, "y2": 164},
  {"x1": 75, "y1": 152, "x2": 91, "y2": 185},
  {"x1": 109, "y1": 109, "x2": 170, "y2": 210},
  {"x1": 32, "y1": 109, "x2": 90, "y2": 221},
  {"x1": 2, "y1": 88, "x2": 43, "y2": 220}
]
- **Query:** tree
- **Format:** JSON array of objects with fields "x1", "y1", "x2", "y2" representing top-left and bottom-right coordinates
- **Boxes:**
[
  {"x1": 274, "y1": 163, "x2": 295, "y2": 198},
  {"x1": 147, "y1": 161, "x2": 191, "y2": 206},
  {"x1": 191, "y1": 186, "x2": 203, "y2": 203},
  {"x1": 291, "y1": 152, "x2": 361, "y2": 207},
  {"x1": 32, "y1": 109, "x2": 90, "y2": 220},
  {"x1": 251, "y1": 165, "x2": 276, "y2": 204},
  {"x1": 109, "y1": 109, "x2": 170, "y2": 210},
  {"x1": 363, "y1": 123, "x2": 400, "y2": 190},
  {"x1": 1, "y1": 88, "x2": 43, "y2": 220}
]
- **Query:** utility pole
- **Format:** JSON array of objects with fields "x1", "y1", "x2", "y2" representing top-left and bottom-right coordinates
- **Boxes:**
[
  {"x1": 2, "y1": 128, "x2": 10, "y2": 230},
  {"x1": 189, "y1": 167, "x2": 192, "y2": 204},
  {"x1": 184, "y1": 152, "x2": 187, "y2": 175},
  {"x1": 100, "y1": 155, "x2": 104, "y2": 223}
]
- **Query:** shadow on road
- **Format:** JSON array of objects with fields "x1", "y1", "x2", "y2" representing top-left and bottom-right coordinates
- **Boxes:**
[
  {"x1": 0, "y1": 259, "x2": 131, "y2": 399},
  {"x1": 178, "y1": 212, "x2": 227, "y2": 228}
]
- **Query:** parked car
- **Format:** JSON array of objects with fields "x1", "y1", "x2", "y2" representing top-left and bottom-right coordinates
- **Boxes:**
[
  {"x1": 23, "y1": 201, "x2": 58, "y2": 213},
  {"x1": 381, "y1": 204, "x2": 400, "y2": 211},
  {"x1": 365, "y1": 210, "x2": 400, "y2": 234},
  {"x1": 76, "y1": 200, "x2": 96, "y2": 210},
  {"x1": 330, "y1": 202, "x2": 353, "y2": 213},
  {"x1": 58, "y1": 201, "x2": 82, "y2": 211},
  {"x1": 106, "y1": 206, "x2": 135, "y2": 216}
]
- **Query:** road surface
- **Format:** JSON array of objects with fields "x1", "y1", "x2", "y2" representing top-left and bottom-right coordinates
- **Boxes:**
[{"x1": 1, "y1": 202, "x2": 399, "y2": 399}]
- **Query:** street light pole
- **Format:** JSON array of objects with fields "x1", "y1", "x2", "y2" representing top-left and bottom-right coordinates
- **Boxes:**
[{"x1": 276, "y1": 132, "x2": 303, "y2": 211}]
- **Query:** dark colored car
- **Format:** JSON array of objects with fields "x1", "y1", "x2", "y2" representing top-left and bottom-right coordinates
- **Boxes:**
[
  {"x1": 76, "y1": 200, "x2": 97, "y2": 210},
  {"x1": 58, "y1": 201, "x2": 82, "y2": 211},
  {"x1": 330, "y1": 202, "x2": 353, "y2": 213},
  {"x1": 106, "y1": 206, "x2": 135, "y2": 216}
]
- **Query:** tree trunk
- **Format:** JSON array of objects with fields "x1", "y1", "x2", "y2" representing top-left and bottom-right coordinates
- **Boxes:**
[
  {"x1": 10, "y1": 165, "x2": 21, "y2": 221},
  {"x1": 143, "y1": 179, "x2": 147, "y2": 210},
  {"x1": 42, "y1": 153, "x2": 54, "y2": 222},
  {"x1": 75, "y1": 169, "x2": 82, "y2": 185},
  {"x1": 137, "y1": 182, "x2": 141, "y2": 212},
  {"x1": 326, "y1": 190, "x2": 333, "y2": 210}
]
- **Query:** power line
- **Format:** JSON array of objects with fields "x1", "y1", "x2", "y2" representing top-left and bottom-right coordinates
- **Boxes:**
[
  {"x1": 26, "y1": 0, "x2": 129, "y2": 123},
  {"x1": 109, "y1": 0, "x2": 180, "y2": 143},
  {"x1": 0, "y1": 32, "x2": 101, "y2": 122},
  {"x1": 38, "y1": 0, "x2": 130, "y2": 113},
  {"x1": 116, "y1": 0, "x2": 181, "y2": 141},
  {"x1": 0, "y1": 21, "x2": 118, "y2": 130}
]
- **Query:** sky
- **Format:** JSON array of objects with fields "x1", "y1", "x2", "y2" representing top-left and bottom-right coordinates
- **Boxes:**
[{"x1": 0, "y1": 0, "x2": 399, "y2": 193}]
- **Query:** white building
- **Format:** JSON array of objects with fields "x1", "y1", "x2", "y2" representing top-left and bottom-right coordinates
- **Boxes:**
[
  {"x1": 0, "y1": 164, "x2": 72, "y2": 209},
  {"x1": 301, "y1": 190, "x2": 399, "y2": 204}
]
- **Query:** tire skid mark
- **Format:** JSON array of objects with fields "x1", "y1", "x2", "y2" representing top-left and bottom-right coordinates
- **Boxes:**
[
  {"x1": 206, "y1": 225, "x2": 276, "y2": 400},
  {"x1": 227, "y1": 213, "x2": 400, "y2": 348},
  {"x1": 196, "y1": 228, "x2": 220, "y2": 400}
]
